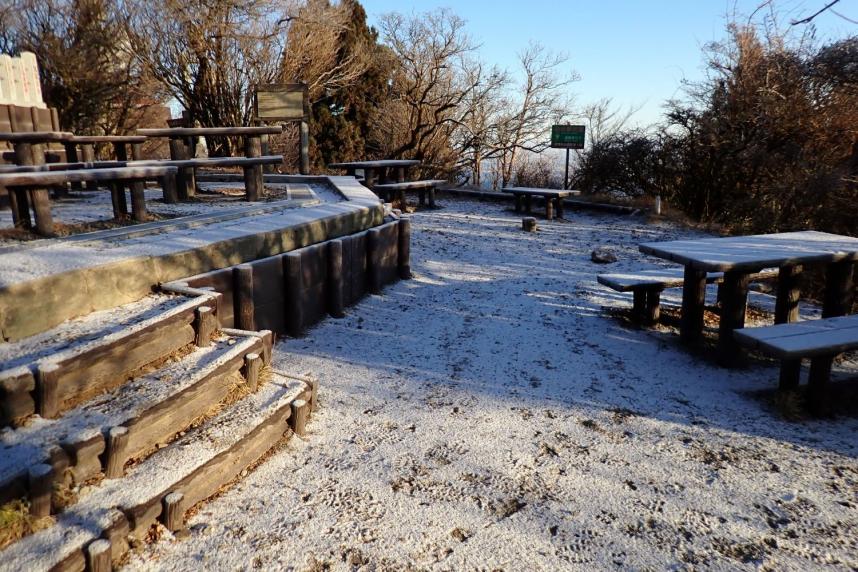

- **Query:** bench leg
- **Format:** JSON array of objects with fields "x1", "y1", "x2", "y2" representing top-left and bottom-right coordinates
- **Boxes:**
[
  {"x1": 113, "y1": 142, "x2": 128, "y2": 162},
  {"x1": 514, "y1": 195, "x2": 521, "y2": 213},
  {"x1": 779, "y1": 360, "x2": 802, "y2": 390},
  {"x1": 556, "y1": 198, "x2": 564, "y2": 219},
  {"x1": 822, "y1": 260, "x2": 854, "y2": 318},
  {"x1": 244, "y1": 136, "x2": 263, "y2": 201},
  {"x1": 130, "y1": 181, "x2": 147, "y2": 222},
  {"x1": 717, "y1": 270, "x2": 750, "y2": 366},
  {"x1": 9, "y1": 188, "x2": 32, "y2": 229},
  {"x1": 396, "y1": 167, "x2": 406, "y2": 183},
  {"x1": 397, "y1": 189, "x2": 405, "y2": 208},
  {"x1": 131, "y1": 143, "x2": 144, "y2": 161},
  {"x1": 63, "y1": 143, "x2": 83, "y2": 192},
  {"x1": 243, "y1": 165, "x2": 261, "y2": 202},
  {"x1": 524, "y1": 195, "x2": 532, "y2": 213},
  {"x1": 179, "y1": 166, "x2": 196, "y2": 200},
  {"x1": 545, "y1": 197, "x2": 554, "y2": 220},
  {"x1": 161, "y1": 173, "x2": 178, "y2": 204},
  {"x1": 680, "y1": 266, "x2": 707, "y2": 344},
  {"x1": 365, "y1": 168, "x2": 377, "y2": 189},
  {"x1": 645, "y1": 289, "x2": 661, "y2": 324},
  {"x1": 109, "y1": 182, "x2": 128, "y2": 219},
  {"x1": 632, "y1": 289, "x2": 646, "y2": 317},
  {"x1": 418, "y1": 189, "x2": 425, "y2": 206},
  {"x1": 31, "y1": 188, "x2": 54, "y2": 236},
  {"x1": 428, "y1": 188, "x2": 436, "y2": 208},
  {"x1": 807, "y1": 354, "x2": 834, "y2": 416}
]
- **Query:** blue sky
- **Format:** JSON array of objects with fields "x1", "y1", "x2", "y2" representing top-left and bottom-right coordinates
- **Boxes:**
[{"x1": 360, "y1": 0, "x2": 856, "y2": 127}]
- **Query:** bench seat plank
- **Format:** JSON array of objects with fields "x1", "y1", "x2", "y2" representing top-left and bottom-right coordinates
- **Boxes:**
[
  {"x1": 598, "y1": 267, "x2": 778, "y2": 292},
  {"x1": 373, "y1": 179, "x2": 446, "y2": 190},
  {"x1": 502, "y1": 187, "x2": 580, "y2": 198},
  {"x1": 734, "y1": 315, "x2": 858, "y2": 358}
]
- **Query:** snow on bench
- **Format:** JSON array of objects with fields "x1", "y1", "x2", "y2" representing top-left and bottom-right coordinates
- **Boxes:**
[
  {"x1": 597, "y1": 267, "x2": 778, "y2": 323},
  {"x1": 373, "y1": 179, "x2": 446, "y2": 207},
  {"x1": 734, "y1": 314, "x2": 858, "y2": 415}
]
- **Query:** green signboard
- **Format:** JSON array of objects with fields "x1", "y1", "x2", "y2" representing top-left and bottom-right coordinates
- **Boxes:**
[{"x1": 551, "y1": 124, "x2": 586, "y2": 149}]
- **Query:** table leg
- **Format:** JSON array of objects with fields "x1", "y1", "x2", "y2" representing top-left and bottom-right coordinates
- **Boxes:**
[
  {"x1": 428, "y1": 188, "x2": 436, "y2": 208},
  {"x1": 418, "y1": 189, "x2": 425, "y2": 206},
  {"x1": 365, "y1": 168, "x2": 377, "y2": 189},
  {"x1": 556, "y1": 198, "x2": 564, "y2": 219},
  {"x1": 524, "y1": 195, "x2": 532, "y2": 213},
  {"x1": 8, "y1": 189, "x2": 31, "y2": 229},
  {"x1": 244, "y1": 136, "x2": 263, "y2": 201},
  {"x1": 717, "y1": 270, "x2": 750, "y2": 366},
  {"x1": 396, "y1": 167, "x2": 406, "y2": 183},
  {"x1": 160, "y1": 172, "x2": 178, "y2": 204},
  {"x1": 775, "y1": 264, "x2": 803, "y2": 389},
  {"x1": 113, "y1": 142, "x2": 128, "y2": 162},
  {"x1": 109, "y1": 182, "x2": 128, "y2": 218},
  {"x1": 130, "y1": 181, "x2": 147, "y2": 222},
  {"x1": 513, "y1": 195, "x2": 521, "y2": 213},
  {"x1": 545, "y1": 196, "x2": 554, "y2": 220},
  {"x1": 822, "y1": 260, "x2": 854, "y2": 318},
  {"x1": 131, "y1": 142, "x2": 143, "y2": 161},
  {"x1": 679, "y1": 266, "x2": 707, "y2": 344}
]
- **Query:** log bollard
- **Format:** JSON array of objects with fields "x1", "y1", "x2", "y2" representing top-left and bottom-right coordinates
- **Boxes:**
[{"x1": 522, "y1": 217, "x2": 538, "y2": 232}]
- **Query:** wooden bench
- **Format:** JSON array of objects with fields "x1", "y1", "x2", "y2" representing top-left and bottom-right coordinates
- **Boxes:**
[
  {"x1": 501, "y1": 187, "x2": 581, "y2": 220},
  {"x1": 734, "y1": 314, "x2": 858, "y2": 414},
  {"x1": 598, "y1": 267, "x2": 778, "y2": 323},
  {"x1": 0, "y1": 166, "x2": 178, "y2": 235},
  {"x1": 373, "y1": 179, "x2": 446, "y2": 208},
  {"x1": 97, "y1": 155, "x2": 283, "y2": 201}
]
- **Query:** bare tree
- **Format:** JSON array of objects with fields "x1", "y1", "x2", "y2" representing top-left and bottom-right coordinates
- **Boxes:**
[
  {"x1": 1, "y1": 0, "x2": 168, "y2": 136},
  {"x1": 278, "y1": 0, "x2": 374, "y2": 104},
  {"x1": 124, "y1": 0, "x2": 285, "y2": 154},
  {"x1": 493, "y1": 43, "x2": 577, "y2": 188},
  {"x1": 374, "y1": 9, "x2": 482, "y2": 173}
]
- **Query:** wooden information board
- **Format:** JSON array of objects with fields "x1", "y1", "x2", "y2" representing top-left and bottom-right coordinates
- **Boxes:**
[{"x1": 254, "y1": 83, "x2": 308, "y2": 122}]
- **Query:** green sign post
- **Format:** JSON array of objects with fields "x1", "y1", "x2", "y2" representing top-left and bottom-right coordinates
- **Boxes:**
[{"x1": 551, "y1": 125, "x2": 585, "y2": 189}]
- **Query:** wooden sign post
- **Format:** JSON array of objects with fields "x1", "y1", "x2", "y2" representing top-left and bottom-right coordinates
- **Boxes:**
[
  {"x1": 551, "y1": 125, "x2": 586, "y2": 190},
  {"x1": 254, "y1": 83, "x2": 310, "y2": 174}
]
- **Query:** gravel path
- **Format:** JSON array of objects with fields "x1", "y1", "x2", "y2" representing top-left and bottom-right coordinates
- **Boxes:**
[{"x1": 127, "y1": 199, "x2": 858, "y2": 571}]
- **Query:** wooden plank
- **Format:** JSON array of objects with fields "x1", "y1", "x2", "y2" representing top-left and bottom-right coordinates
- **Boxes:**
[
  {"x1": 373, "y1": 179, "x2": 446, "y2": 190},
  {"x1": 0, "y1": 166, "x2": 177, "y2": 187},
  {"x1": 138, "y1": 127, "x2": 282, "y2": 137}
]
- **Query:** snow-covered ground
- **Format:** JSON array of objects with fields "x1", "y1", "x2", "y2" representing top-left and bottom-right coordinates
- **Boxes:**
[{"x1": 127, "y1": 199, "x2": 857, "y2": 571}]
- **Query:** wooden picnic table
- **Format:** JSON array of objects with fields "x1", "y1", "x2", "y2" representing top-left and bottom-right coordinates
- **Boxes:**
[
  {"x1": 138, "y1": 126, "x2": 284, "y2": 198},
  {"x1": 639, "y1": 230, "x2": 858, "y2": 369},
  {"x1": 0, "y1": 131, "x2": 75, "y2": 228},
  {"x1": 328, "y1": 160, "x2": 420, "y2": 188},
  {"x1": 502, "y1": 187, "x2": 581, "y2": 220}
]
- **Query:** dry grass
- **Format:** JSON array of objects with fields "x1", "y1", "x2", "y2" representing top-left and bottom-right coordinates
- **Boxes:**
[{"x1": 0, "y1": 499, "x2": 54, "y2": 550}]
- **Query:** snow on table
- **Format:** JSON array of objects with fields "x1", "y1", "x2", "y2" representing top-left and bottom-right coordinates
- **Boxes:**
[
  {"x1": 126, "y1": 200, "x2": 858, "y2": 571},
  {"x1": 640, "y1": 230, "x2": 858, "y2": 272}
]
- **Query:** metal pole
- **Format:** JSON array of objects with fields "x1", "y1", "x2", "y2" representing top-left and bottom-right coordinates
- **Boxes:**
[{"x1": 564, "y1": 149, "x2": 570, "y2": 190}]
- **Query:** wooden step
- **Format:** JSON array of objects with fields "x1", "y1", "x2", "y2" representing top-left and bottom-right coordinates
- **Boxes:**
[
  {"x1": 0, "y1": 371, "x2": 313, "y2": 571},
  {"x1": 0, "y1": 294, "x2": 220, "y2": 427},
  {"x1": 0, "y1": 332, "x2": 265, "y2": 510}
]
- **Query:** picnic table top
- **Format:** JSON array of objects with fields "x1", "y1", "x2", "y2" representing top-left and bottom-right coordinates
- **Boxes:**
[
  {"x1": 328, "y1": 160, "x2": 421, "y2": 169},
  {"x1": 640, "y1": 230, "x2": 858, "y2": 272},
  {"x1": 138, "y1": 126, "x2": 282, "y2": 138},
  {"x1": 501, "y1": 187, "x2": 581, "y2": 197},
  {"x1": 0, "y1": 131, "x2": 74, "y2": 143},
  {"x1": 68, "y1": 135, "x2": 148, "y2": 144}
]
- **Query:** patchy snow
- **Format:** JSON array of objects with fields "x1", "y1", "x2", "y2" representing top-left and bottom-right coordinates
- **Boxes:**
[
  {"x1": 0, "y1": 293, "x2": 183, "y2": 366},
  {"x1": 126, "y1": 199, "x2": 857, "y2": 571}
]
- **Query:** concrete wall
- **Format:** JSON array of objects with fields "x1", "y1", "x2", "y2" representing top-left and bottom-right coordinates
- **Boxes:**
[{"x1": 0, "y1": 177, "x2": 384, "y2": 341}]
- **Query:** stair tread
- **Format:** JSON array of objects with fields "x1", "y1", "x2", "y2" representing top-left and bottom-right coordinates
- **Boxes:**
[
  {"x1": 0, "y1": 294, "x2": 193, "y2": 373},
  {"x1": 0, "y1": 372, "x2": 306, "y2": 571},
  {"x1": 0, "y1": 334, "x2": 258, "y2": 486}
]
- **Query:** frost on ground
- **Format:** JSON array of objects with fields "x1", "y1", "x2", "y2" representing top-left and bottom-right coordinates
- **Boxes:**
[{"x1": 127, "y1": 199, "x2": 857, "y2": 571}]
